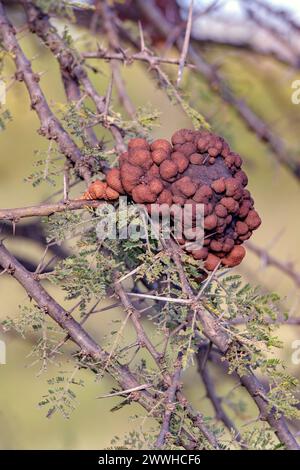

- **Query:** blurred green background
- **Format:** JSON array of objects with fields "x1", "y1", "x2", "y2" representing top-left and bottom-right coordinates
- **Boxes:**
[{"x1": 0, "y1": 7, "x2": 300, "y2": 449}]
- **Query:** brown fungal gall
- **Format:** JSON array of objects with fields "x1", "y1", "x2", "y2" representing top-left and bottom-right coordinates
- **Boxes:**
[
  {"x1": 192, "y1": 247, "x2": 208, "y2": 260},
  {"x1": 132, "y1": 184, "x2": 157, "y2": 203},
  {"x1": 171, "y1": 152, "x2": 189, "y2": 173},
  {"x1": 150, "y1": 139, "x2": 172, "y2": 154},
  {"x1": 172, "y1": 195, "x2": 185, "y2": 205},
  {"x1": 105, "y1": 187, "x2": 120, "y2": 200},
  {"x1": 204, "y1": 203, "x2": 213, "y2": 216},
  {"x1": 149, "y1": 178, "x2": 164, "y2": 195},
  {"x1": 244, "y1": 210, "x2": 261, "y2": 230},
  {"x1": 197, "y1": 137, "x2": 209, "y2": 152},
  {"x1": 176, "y1": 176, "x2": 197, "y2": 197},
  {"x1": 128, "y1": 138, "x2": 149, "y2": 150},
  {"x1": 222, "y1": 245, "x2": 246, "y2": 267},
  {"x1": 220, "y1": 197, "x2": 239, "y2": 213},
  {"x1": 120, "y1": 163, "x2": 144, "y2": 193},
  {"x1": 204, "y1": 214, "x2": 218, "y2": 230},
  {"x1": 128, "y1": 148, "x2": 152, "y2": 169},
  {"x1": 225, "y1": 178, "x2": 239, "y2": 196},
  {"x1": 157, "y1": 189, "x2": 173, "y2": 206},
  {"x1": 82, "y1": 180, "x2": 106, "y2": 200},
  {"x1": 225, "y1": 154, "x2": 235, "y2": 168},
  {"x1": 239, "y1": 199, "x2": 252, "y2": 218},
  {"x1": 106, "y1": 168, "x2": 124, "y2": 195},
  {"x1": 151, "y1": 149, "x2": 169, "y2": 165},
  {"x1": 190, "y1": 153, "x2": 205, "y2": 165},
  {"x1": 208, "y1": 147, "x2": 219, "y2": 157},
  {"x1": 223, "y1": 238, "x2": 234, "y2": 253},
  {"x1": 211, "y1": 178, "x2": 226, "y2": 193},
  {"x1": 235, "y1": 221, "x2": 248, "y2": 235},
  {"x1": 148, "y1": 164, "x2": 160, "y2": 178},
  {"x1": 159, "y1": 160, "x2": 178, "y2": 180},
  {"x1": 119, "y1": 152, "x2": 129, "y2": 166},
  {"x1": 204, "y1": 253, "x2": 221, "y2": 271},
  {"x1": 193, "y1": 186, "x2": 213, "y2": 203},
  {"x1": 234, "y1": 155, "x2": 242, "y2": 168},
  {"x1": 172, "y1": 129, "x2": 187, "y2": 145},
  {"x1": 215, "y1": 204, "x2": 227, "y2": 218},
  {"x1": 180, "y1": 142, "x2": 197, "y2": 156},
  {"x1": 235, "y1": 170, "x2": 248, "y2": 186},
  {"x1": 81, "y1": 130, "x2": 261, "y2": 271},
  {"x1": 210, "y1": 240, "x2": 223, "y2": 252}
]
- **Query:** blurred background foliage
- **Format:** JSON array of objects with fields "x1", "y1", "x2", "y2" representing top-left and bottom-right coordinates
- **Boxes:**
[{"x1": 0, "y1": 3, "x2": 300, "y2": 449}]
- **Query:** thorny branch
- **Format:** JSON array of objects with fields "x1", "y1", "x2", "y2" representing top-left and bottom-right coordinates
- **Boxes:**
[
  {"x1": 197, "y1": 348, "x2": 242, "y2": 443},
  {"x1": 114, "y1": 277, "x2": 220, "y2": 449},
  {"x1": 0, "y1": 200, "x2": 104, "y2": 220},
  {"x1": 247, "y1": 241, "x2": 300, "y2": 289},
  {"x1": 134, "y1": 0, "x2": 300, "y2": 181},
  {"x1": 21, "y1": 0, "x2": 126, "y2": 154},
  {"x1": 0, "y1": 241, "x2": 219, "y2": 450},
  {"x1": 169, "y1": 245, "x2": 299, "y2": 450},
  {"x1": 154, "y1": 354, "x2": 184, "y2": 448},
  {"x1": 0, "y1": 2, "x2": 92, "y2": 182}
]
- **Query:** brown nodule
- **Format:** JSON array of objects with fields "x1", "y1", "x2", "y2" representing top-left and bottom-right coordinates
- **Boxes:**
[{"x1": 81, "y1": 129, "x2": 261, "y2": 270}]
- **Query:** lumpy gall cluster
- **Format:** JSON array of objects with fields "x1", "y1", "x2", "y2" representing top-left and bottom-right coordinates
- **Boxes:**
[{"x1": 83, "y1": 129, "x2": 261, "y2": 271}]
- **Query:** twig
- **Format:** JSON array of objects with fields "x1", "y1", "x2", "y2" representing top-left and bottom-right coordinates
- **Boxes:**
[
  {"x1": 135, "y1": 0, "x2": 300, "y2": 181},
  {"x1": 103, "y1": 73, "x2": 114, "y2": 126},
  {"x1": 197, "y1": 351, "x2": 242, "y2": 444},
  {"x1": 230, "y1": 316, "x2": 300, "y2": 326},
  {"x1": 97, "y1": 384, "x2": 152, "y2": 399},
  {"x1": 0, "y1": 200, "x2": 103, "y2": 220},
  {"x1": 63, "y1": 163, "x2": 71, "y2": 202},
  {"x1": 247, "y1": 241, "x2": 300, "y2": 288},
  {"x1": 101, "y1": 0, "x2": 136, "y2": 118},
  {"x1": 177, "y1": 0, "x2": 194, "y2": 87},
  {"x1": 21, "y1": 0, "x2": 126, "y2": 154},
  {"x1": 83, "y1": 49, "x2": 196, "y2": 69},
  {"x1": 168, "y1": 243, "x2": 299, "y2": 449},
  {"x1": 115, "y1": 278, "x2": 162, "y2": 364},
  {"x1": 114, "y1": 276, "x2": 221, "y2": 449},
  {"x1": 0, "y1": 239, "x2": 213, "y2": 449},
  {"x1": 127, "y1": 291, "x2": 192, "y2": 304},
  {"x1": 154, "y1": 355, "x2": 183, "y2": 449},
  {"x1": 0, "y1": 2, "x2": 91, "y2": 182},
  {"x1": 0, "y1": 241, "x2": 158, "y2": 413}
]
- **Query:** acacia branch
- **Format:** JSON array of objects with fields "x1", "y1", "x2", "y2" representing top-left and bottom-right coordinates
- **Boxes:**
[
  {"x1": 0, "y1": 242, "x2": 132, "y2": 376},
  {"x1": 83, "y1": 49, "x2": 196, "y2": 69},
  {"x1": 244, "y1": 1, "x2": 300, "y2": 60},
  {"x1": 116, "y1": 243, "x2": 299, "y2": 449},
  {"x1": 115, "y1": 22, "x2": 210, "y2": 128},
  {"x1": 197, "y1": 350, "x2": 242, "y2": 444},
  {"x1": 206, "y1": 347, "x2": 299, "y2": 449},
  {"x1": 154, "y1": 354, "x2": 183, "y2": 449},
  {"x1": 0, "y1": 241, "x2": 165, "y2": 421},
  {"x1": 0, "y1": 241, "x2": 217, "y2": 449},
  {"x1": 135, "y1": 0, "x2": 300, "y2": 181},
  {"x1": 100, "y1": 0, "x2": 136, "y2": 119},
  {"x1": 170, "y1": 245, "x2": 299, "y2": 450},
  {"x1": 1, "y1": 243, "x2": 204, "y2": 446},
  {"x1": 114, "y1": 276, "x2": 220, "y2": 449},
  {"x1": 247, "y1": 241, "x2": 300, "y2": 288},
  {"x1": 21, "y1": 0, "x2": 125, "y2": 154},
  {"x1": 177, "y1": 0, "x2": 194, "y2": 87},
  {"x1": 250, "y1": 0, "x2": 300, "y2": 34},
  {"x1": 0, "y1": 200, "x2": 103, "y2": 221},
  {"x1": 114, "y1": 278, "x2": 162, "y2": 364},
  {"x1": 230, "y1": 316, "x2": 300, "y2": 326},
  {"x1": 0, "y1": 2, "x2": 92, "y2": 182}
]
